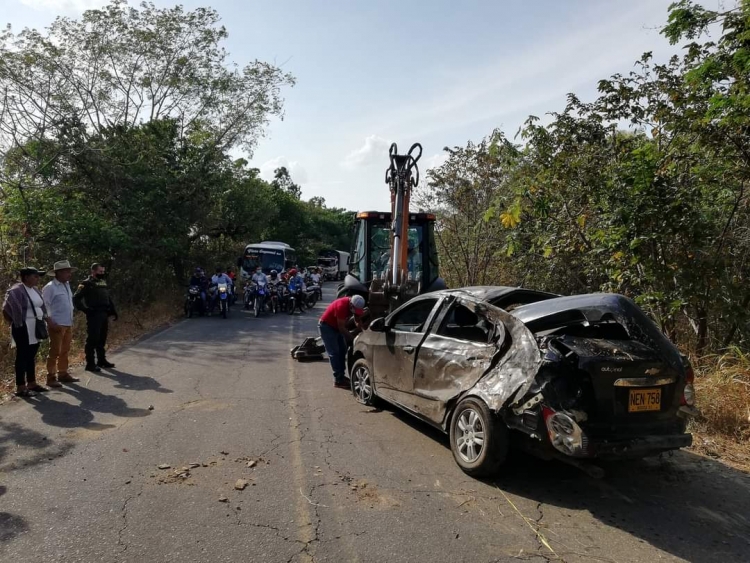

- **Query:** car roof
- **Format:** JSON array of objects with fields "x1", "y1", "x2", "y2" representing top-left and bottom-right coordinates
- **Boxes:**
[
  {"x1": 510, "y1": 293, "x2": 636, "y2": 324},
  {"x1": 401, "y1": 286, "x2": 559, "y2": 308},
  {"x1": 456, "y1": 286, "x2": 559, "y2": 301}
]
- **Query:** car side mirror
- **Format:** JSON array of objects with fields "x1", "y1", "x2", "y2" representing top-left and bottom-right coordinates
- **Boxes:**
[{"x1": 369, "y1": 317, "x2": 387, "y2": 332}]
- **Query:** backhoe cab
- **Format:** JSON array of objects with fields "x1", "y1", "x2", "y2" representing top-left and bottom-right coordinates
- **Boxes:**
[{"x1": 340, "y1": 143, "x2": 446, "y2": 318}]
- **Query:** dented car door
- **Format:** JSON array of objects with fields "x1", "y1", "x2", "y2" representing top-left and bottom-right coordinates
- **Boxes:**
[
  {"x1": 372, "y1": 297, "x2": 442, "y2": 406},
  {"x1": 412, "y1": 299, "x2": 503, "y2": 425}
]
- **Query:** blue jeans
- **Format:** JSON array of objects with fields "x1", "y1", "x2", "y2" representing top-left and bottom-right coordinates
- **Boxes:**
[{"x1": 319, "y1": 323, "x2": 347, "y2": 380}]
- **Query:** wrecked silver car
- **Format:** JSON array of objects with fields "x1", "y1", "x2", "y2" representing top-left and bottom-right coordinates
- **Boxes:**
[{"x1": 350, "y1": 288, "x2": 695, "y2": 476}]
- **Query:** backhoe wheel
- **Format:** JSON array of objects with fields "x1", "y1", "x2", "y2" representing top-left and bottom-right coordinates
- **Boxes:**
[{"x1": 449, "y1": 398, "x2": 508, "y2": 477}]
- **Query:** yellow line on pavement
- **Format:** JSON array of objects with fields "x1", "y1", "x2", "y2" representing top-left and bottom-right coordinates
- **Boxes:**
[{"x1": 288, "y1": 324, "x2": 315, "y2": 562}]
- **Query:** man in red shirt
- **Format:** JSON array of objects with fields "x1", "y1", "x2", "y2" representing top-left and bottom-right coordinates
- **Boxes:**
[{"x1": 319, "y1": 295, "x2": 367, "y2": 388}]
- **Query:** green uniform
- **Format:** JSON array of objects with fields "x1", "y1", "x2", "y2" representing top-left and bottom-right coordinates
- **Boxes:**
[{"x1": 73, "y1": 277, "x2": 117, "y2": 367}]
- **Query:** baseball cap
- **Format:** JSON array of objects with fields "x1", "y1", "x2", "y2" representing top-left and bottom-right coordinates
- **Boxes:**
[{"x1": 350, "y1": 295, "x2": 366, "y2": 316}]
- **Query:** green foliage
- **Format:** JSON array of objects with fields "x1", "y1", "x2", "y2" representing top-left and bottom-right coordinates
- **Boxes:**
[
  {"x1": 0, "y1": 1, "x2": 349, "y2": 303},
  {"x1": 417, "y1": 131, "x2": 518, "y2": 287},
  {"x1": 424, "y1": 1, "x2": 750, "y2": 353}
]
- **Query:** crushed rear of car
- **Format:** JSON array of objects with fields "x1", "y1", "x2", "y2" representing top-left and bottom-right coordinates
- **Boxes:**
[{"x1": 496, "y1": 293, "x2": 695, "y2": 474}]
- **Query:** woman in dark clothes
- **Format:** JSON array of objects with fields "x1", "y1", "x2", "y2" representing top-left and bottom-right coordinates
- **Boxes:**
[{"x1": 2, "y1": 267, "x2": 50, "y2": 397}]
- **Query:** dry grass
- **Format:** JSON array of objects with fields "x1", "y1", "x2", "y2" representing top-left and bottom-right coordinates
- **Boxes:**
[
  {"x1": 687, "y1": 348, "x2": 750, "y2": 471},
  {"x1": 0, "y1": 295, "x2": 182, "y2": 401}
]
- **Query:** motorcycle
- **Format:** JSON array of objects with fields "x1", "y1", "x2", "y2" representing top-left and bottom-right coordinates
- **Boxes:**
[
  {"x1": 217, "y1": 282, "x2": 230, "y2": 318},
  {"x1": 184, "y1": 285, "x2": 205, "y2": 318},
  {"x1": 253, "y1": 280, "x2": 268, "y2": 318},
  {"x1": 243, "y1": 281, "x2": 254, "y2": 311},
  {"x1": 269, "y1": 282, "x2": 282, "y2": 314},
  {"x1": 305, "y1": 284, "x2": 321, "y2": 309},
  {"x1": 278, "y1": 283, "x2": 290, "y2": 312},
  {"x1": 287, "y1": 287, "x2": 306, "y2": 315}
]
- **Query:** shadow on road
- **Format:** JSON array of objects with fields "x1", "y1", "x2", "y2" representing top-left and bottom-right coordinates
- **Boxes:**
[
  {"x1": 490, "y1": 451, "x2": 750, "y2": 562},
  {"x1": 0, "y1": 419, "x2": 74, "y2": 472},
  {"x1": 0, "y1": 486, "x2": 29, "y2": 543},
  {"x1": 99, "y1": 368, "x2": 173, "y2": 393},
  {"x1": 377, "y1": 405, "x2": 750, "y2": 562},
  {"x1": 57, "y1": 384, "x2": 153, "y2": 419}
]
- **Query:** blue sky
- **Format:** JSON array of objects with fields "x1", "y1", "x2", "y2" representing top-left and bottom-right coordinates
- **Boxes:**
[{"x1": 5, "y1": 0, "x2": 705, "y2": 211}]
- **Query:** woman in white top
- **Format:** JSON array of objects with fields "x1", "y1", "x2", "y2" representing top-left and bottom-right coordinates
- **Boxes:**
[{"x1": 1, "y1": 267, "x2": 50, "y2": 397}]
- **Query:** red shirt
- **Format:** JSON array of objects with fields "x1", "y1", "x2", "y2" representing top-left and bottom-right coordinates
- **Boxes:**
[{"x1": 320, "y1": 297, "x2": 351, "y2": 328}]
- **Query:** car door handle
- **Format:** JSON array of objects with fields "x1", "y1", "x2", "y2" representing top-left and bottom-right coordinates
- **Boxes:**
[{"x1": 404, "y1": 345, "x2": 415, "y2": 354}]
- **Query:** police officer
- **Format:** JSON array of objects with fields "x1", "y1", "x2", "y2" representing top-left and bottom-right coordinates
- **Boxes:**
[{"x1": 73, "y1": 263, "x2": 118, "y2": 372}]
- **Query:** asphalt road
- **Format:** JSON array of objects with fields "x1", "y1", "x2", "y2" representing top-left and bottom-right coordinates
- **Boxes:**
[{"x1": 1, "y1": 287, "x2": 749, "y2": 563}]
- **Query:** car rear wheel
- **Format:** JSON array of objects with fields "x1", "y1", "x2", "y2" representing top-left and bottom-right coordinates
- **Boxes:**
[
  {"x1": 449, "y1": 398, "x2": 508, "y2": 477},
  {"x1": 351, "y1": 359, "x2": 375, "y2": 406}
]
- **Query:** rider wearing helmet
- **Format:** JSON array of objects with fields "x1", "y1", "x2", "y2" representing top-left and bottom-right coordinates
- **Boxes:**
[
  {"x1": 287, "y1": 268, "x2": 305, "y2": 293},
  {"x1": 189, "y1": 267, "x2": 208, "y2": 309}
]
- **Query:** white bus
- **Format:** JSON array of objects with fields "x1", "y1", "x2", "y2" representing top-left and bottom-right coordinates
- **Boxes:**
[{"x1": 239, "y1": 241, "x2": 296, "y2": 279}]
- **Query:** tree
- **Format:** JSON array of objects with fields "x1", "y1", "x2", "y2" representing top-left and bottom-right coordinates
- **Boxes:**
[
  {"x1": 0, "y1": 0, "x2": 294, "y2": 224},
  {"x1": 427, "y1": 1, "x2": 750, "y2": 353},
  {"x1": 271, "y1": 166, "x2": 302, "y2": 199},
  {"x1": 416, "y1": 132, "x2": 518, "y2": 287}
]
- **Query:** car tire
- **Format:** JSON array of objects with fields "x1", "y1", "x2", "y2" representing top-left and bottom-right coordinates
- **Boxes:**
[
  {"x1": 449, "y1": 398, "x2": 508, "y2": 477},
  {"x1": 350, "y1": 358, "x2": 375, "y2": 406}
]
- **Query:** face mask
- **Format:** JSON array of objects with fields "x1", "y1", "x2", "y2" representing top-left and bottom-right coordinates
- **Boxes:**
[{"x1": 95, "y1": 273, "x2": 106, "y2": 280}]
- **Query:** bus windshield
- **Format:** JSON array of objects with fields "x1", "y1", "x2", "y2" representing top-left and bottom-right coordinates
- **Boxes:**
[{"x1": 243, "y1": 248, "x2": 285, "y2": 274}]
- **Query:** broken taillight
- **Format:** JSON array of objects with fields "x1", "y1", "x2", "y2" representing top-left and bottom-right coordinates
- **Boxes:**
[
  {"x1": 681, "y1": 365, "x2": 696, "y2": 407},
  {"x1": 542, "y1": 406, "x2": 589, "y2": 458}
]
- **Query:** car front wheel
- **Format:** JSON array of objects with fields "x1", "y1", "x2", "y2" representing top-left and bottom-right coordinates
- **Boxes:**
[
  {"x1": 449, "y1": 398, "x2": 508, "y2": 477},
  {"x1": 350, "y1": 359, "x2": 375, "y2": 406}
]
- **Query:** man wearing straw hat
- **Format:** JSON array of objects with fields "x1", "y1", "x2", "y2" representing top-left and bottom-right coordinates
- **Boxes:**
[{"x1": 42, "y1": 260, "x2": 80, "y2": 387}]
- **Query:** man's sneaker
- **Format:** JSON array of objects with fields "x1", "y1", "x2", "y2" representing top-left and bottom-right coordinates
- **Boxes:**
[
  {"x1": 98, "y1": 361, "x2": 116, "y2": 368},
  {"x1": 85, "y1": 365, "x2": 102, "y2": 373},
  {"x1": 333, "y1": 377, "x2": 351, "y2": 389}
]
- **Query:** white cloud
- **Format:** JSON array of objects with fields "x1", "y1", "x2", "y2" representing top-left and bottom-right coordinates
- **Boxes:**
[
  {"x1": 258, "y1": 156, "x2": 309, "y2": 184},
  {"x1": 422, "y1": 152, "x2": 449, "y2": 172},
  {"x1": 355, "y1": 3, "x2": 676, "y2": 141},
  {"x1": 341, "y1": 135, "x2": 391, "y2": 169},
  {"x1": 18, "y1": 0, "x2": 107, "y2": 11}
]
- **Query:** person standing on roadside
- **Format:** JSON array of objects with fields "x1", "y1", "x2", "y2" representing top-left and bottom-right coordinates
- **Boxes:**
[
  {"x1": 2, "y1": 267, "x2": 50, "y2": 397},
  {"x1": 42, "y1": 260, "x2": 80, "y2": 387},
  {"x1": 318, "y1": 295, "x2": 367, "y2": 388},
  {"x1": 73, "y1": 263, "x2": 118, "y2": 373}
]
